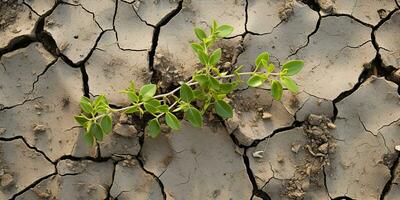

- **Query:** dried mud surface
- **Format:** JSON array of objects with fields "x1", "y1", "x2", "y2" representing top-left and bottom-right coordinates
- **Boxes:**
[{"x1": 0, "y1": 0, "x2": 400, "y2": 200}]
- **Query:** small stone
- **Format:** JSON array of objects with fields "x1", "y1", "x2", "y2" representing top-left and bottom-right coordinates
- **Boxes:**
[
  {"x1": 113, "y1": 123, "x2": 137, "y2": 138},
  {"x1": 262, "y1": 112, "x2": 272, "y2": 119},
  {"x1": 318, "y1": 143, "x2": 329, "y2": 154},
  {"x1": 34, "y1": 104, "x2": 43, "y2": 110},
  {"x1": 395, "y1": 145, "x2": 400, "y2": 152},
  {"x1": 119, "y1": 113, "x2": 129, "y2": 124},
  {"x1": 291, "y1": 143, "x2": 301, "y2": 153},
  {"x1": 0, "y1": 19, "x2": 5, "y2": 25},
  {"x1": 257, "y1": 107, "x2": 263, "y2": 112},
  {"x1": 0, "y1": 128, "x2": 5, "y2": 135},
  {"x1": 252, "y1": 150, "x2": 264, "y2": 158},
  {"x1": 327, "y1": 122, "x2": 336, "y2": 129},
  {"x1": 222, "y1": 62, "x2": 232, "y2": 69},
  {"x1": 33, "y1": 124, "x2": 46, "y2": 134},
  {"x1": 1, "y1": 174, "x2": 14, "y2": 187}
]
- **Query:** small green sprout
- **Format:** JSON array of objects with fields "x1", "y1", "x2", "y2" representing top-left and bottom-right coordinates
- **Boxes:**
[{"x1": 74, "y1": 20, "x2": 304, "y2": 145}]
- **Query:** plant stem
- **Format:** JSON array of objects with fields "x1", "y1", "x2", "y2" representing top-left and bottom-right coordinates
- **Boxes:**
[{"x1": 91, "y1": 71, "x2": 279, "y2": 121}]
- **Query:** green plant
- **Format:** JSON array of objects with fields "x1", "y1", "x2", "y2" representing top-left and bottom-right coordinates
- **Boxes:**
[{"x1": 74, "y1": 21, "x2": 304, "y2": 145}]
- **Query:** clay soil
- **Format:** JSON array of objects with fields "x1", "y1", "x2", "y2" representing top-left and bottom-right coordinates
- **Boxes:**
[{"x1": 1, "y1": 0, "x2": 400, "y2": 200}]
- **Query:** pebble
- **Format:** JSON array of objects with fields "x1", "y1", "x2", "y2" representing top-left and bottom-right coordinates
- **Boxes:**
[
  {"x1": 1, "y1": 174, "x2": 14, "y2": 187},
  {"x1": 252, "y1": 150, "x2": 264, "y2": 158},
  {"x1": 262, "y1": 112, "x2": 272, "y2": 119},
  {"x1": 327, "y1": 122, "x2": 336, "y2": 129},
  {"x1": 119, "y1": 113, "x2": 129, "y2": 124},
  {"x1": 223, "y1": 62, "x2": 232, "y2": 69},
  {"x1": 318, "y1": 143, "x2": 329, "y2": 154},
  {"x1": 33, "y1": 124, "x2": 46, "y2": 134},
  {"x1": 395, "y1": 145, "x2": 400, "y2": 152},
  {"x1": 291, "y1": 143, "x2": 301, "y2": 154}
]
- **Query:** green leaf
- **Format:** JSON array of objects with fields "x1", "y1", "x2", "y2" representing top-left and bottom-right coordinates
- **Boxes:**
[
  {"x1": 280, "y1": 76, "x2": 299, "y2": 93},
  {"x1": 180, "y1": 83, "x2": 194, "y2": 102},
  {"x1": 100, "y1": 115, "x2": 113, "y2": 135},
  {"x1": 93, "y1": 95, "x2": 108, "y2": 108},
  {"x1": 215, "y1": 100, "x2": 233, "y2": 119},
  {"x1": 271, "y1": 80, "x2": 283, "y2": 101},
  {"x1": 157, "y1": 104, "x2": 169, "y2": 113},
  {"x1": 209, "y1": 48, "x2": 221, "y2": 66},
  {"x1": 124, "y1": 106, "x2": 138, "y2": 114},
  {"x1": 144, "y1": 99, "x2": 161, "y2": 114},
  {"x1": 216, "y1": 25, "x2": 234, "y2": 38},
  {"x1": 83, "y1": 131, "x2": 95, "y2": 146},
  {"x1": 193, "y1": 89, "x2": 207, "y2": 101},
  {"x1": 139, "y1": 84, "x2": 157, "y2": 101},
  {"x1": 74, "y1": 115, "x2": 90, "y2": 126},
  {"x1": 165, "y1": 112, "x2": 180, "y2": 130},
  {"x1": 219, "y1": 83, "x2": 237, "y2": 94},
  {"x1": 212, "y1": 20, "x2": 218, "y2": 34},
  {"x1": 255, "y1": 52, "x2": 269, "y2": 68},
  {"x1": 209, "y1": 76, "x2": 220, "y2": 91},
  {"x1": 96, "y1": 105, "x2": 109, "y2": 114},
  {"x1": 197, "y1": 50, "x2": 209, "y2": 65},
  {"x1": 128, "y1": 91, "x2": 139, "y2": 103},
  {"x1": 185, "y1": 107, "x2": 203, "y2": 128},
  {"x1": 89, "y1": 123, "x2": 104, "y2": 141},
  {"x1": 282, "y1": 60, "x2": 304, "y2": 76},
  {"x1": 147, "y1": 118, "x2": 161, "y2": 138},
  {"x1": 194, "y1": 74, "x2": 210, "y2": 88},
  {"x1": 191, "y1": 43, "x2": 204, "y2": 53},
  {"x1": 80, "y1": 96, "x2": 93, "y2": 114},
  {"x1": 247, "y1": 74, "x2": 267, "y2": 87},
  {"x1": 267, "y1": 63, "x2": 275, "y2": 73},
  {"x1": 194, "y1": 27, "x2": 207, "y2": 41}
]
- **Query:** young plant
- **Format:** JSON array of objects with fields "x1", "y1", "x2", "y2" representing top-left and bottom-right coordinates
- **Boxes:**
[{"x1": 74, "y1": 21, "x2": 304, "y2": 145}]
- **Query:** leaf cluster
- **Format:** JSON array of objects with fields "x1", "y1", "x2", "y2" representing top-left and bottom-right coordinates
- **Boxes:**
[{"x1": 74, "y1": 21, "x2": 305, "y2": 146}]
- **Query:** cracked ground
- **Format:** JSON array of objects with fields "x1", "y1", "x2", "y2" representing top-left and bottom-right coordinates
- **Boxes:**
[{"x1": 0, "y1": 0, "x2": 400, "y2": 199}]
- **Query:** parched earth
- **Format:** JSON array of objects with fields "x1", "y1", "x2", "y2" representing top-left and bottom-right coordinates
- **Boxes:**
[{"x1": 0, "y1": 0, "x2": 400, "y2": 200}]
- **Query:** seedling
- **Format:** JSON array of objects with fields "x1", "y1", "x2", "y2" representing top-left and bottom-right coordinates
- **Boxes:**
[{"x1": 74, "y1": 21, "x2": 304, "y2": 145}]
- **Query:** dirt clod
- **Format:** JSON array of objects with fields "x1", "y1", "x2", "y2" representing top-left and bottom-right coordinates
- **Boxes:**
[
  {"x1": 113, "y1": 123, "x2": 137, "y2": 138},
  {"x1": 316, "y1": 0, "x2": 335, "y2": 13},
  {"x1": 0, "y1": 0, "x2": 23, "y2": 31},
  {"x1": 153, "y1": 53, "x2": 184, "y2": 93},
  {"x1": 0, "y1": 128, "x2": 5, "y2": 135},
  {"x1": 1, "y1": 173, "x2": 14, "y2": 188},
  {"x1": 278, "y1": 0, "x2": 295, "y2": 22},
  {"x1": 283, "y1": 114, "x2": 336, "y2": 199}
]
